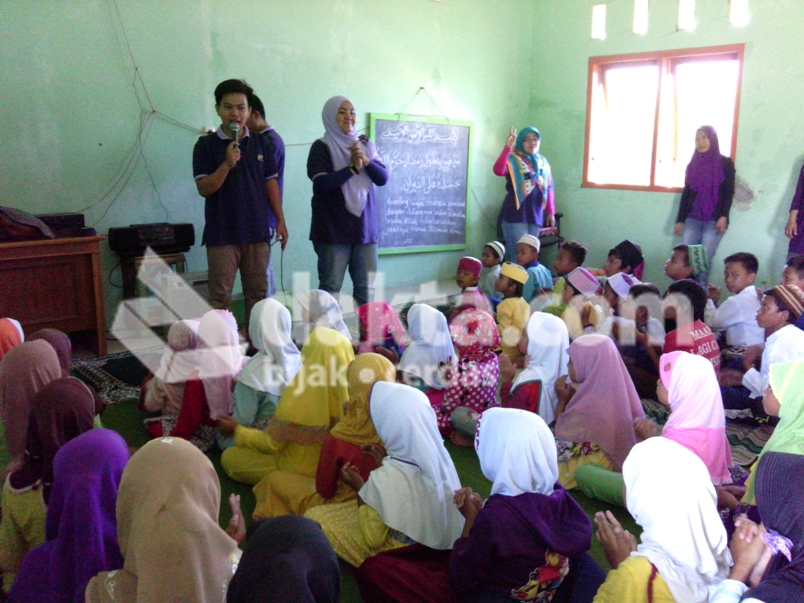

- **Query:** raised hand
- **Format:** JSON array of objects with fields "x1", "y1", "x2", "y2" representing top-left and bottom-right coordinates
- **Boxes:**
[
  {"x1": 595, "y1": 510, "x2": 637, "y2": 569},
  {"x1": 506, "y1": 126, "x2": 517, "y2": 149}
]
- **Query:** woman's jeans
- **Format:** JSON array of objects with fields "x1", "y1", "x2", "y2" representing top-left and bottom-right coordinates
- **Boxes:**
[
  {"x1": 313, "y1": 243, "x2": 378, "y2": 308},
  {"x1": 683, "y1": 218, "x2": 724, "y2": 284}
]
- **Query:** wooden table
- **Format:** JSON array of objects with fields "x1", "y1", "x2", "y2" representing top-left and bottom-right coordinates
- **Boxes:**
[{"x1": 0, "y1": 235, "x2": 107, "y2": 355}]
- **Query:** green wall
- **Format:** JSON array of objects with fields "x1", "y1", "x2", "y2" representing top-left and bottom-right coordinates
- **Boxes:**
[
  {"x1": 0, "y1": 0, "x2": 535, "y2": 323},
  {"x1": 3, "y1": 0, "x2": 801, "y2": 327},
  {"x1": 534, "y1": 0, "x2": 804, "y2": 290}
]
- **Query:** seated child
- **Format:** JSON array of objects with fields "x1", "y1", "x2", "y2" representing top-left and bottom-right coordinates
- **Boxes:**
[
  {"x1": 8, "y1": 429, "x2": 129, "y2": 603},
  {"x1": 250, "y1": 353, "x2": 396, "y2": 519},
  {"x1": 552, "y1": 240, "x2": 588, "y2": 301},
  {"x1": 546, "y1": 267, "x2": 602, "y2": 340},
  {"x1": 618, "y1": 283, "x2": 665, "y2": 399},
  {"x1": 601, "y1": 272, "x2": 636, "y2": 323},
  {"x1": 227, "y1": 516, "x2": 341, "y2": 603},
  {"x1": 292, "y1": 289, "x2": 352, "y2": 347},
  {"x1": 437, "y1": 309, "x2": 500, "y2": 444},
  {"x1": 592, "y1": 438, "x2": 730, "y2": 603},
  {"x1": 553, "y1": 334, "x2": 644, "y2": 489},
  {"x1": 498, "y1": 312, "x2": 570, "y2": 424},
  {"x1": 740, "y1": 360, "x2": 804, "y2": 510},
  {"x1": 0, "y1": 378, "x2": 95, "y2": 594},
  {"x1": 480, "y1": 241, "x2": 505, "y2": 298},
  {"x1": 664, "y1": 244, "x2": 694, "y2": 281},
  {"x1": 705, "y1": 252, "x2": 764, "y2": 349},
  {"x1": 165, "y1": 310, "x2": 245, "y2": 450},
  {"x1": 604, "y1": 239, "x2": 644, "y2": 281},
  {"x1": 516, "y1": 234, "x2": 552, "y2": 304},
  {"x1": 495, "y1": 262, "x2": 530, "y2": 360},
  {"x1": 780, "y1": 254, "x2": 804, "y2": 330},
  {"x1": 662, "y1": 279, "x2": 720, "y2": 373},
  {"x1": 140, "y1": 319, "x2": 200, "y2": 418},
  {"x1": 398, "y1": 303, "x2": 455, "y2": 393},
  {"x1": 715, "y1": 452, "x2": 804, "y2": 603},
  {"x1": 306, "y1": 382, "x2": 464, "y2": 568},
  {"x1": 355, "y1": 301, "x2": 405, "y2": 362},
  {"x1": 452, "y1": 256, "x2": 492, "y2": 316},
  {"x1": 720, "y1": 285, "x2": 804, "y2": 416},
  {"x1": 218, "y1": 299, "x2": 301, "y2": 450},
  {"x1": 664, "y1": 243, "x2": 709, "y2": 284},
  {"x1": 450, "y1": 407, "x2": 599, "y2": 603}
]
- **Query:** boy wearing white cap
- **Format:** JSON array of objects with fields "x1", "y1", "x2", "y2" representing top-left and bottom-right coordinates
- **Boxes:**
[
  {"x1": 516, "y1": 234, "x2": 553, "y2": 303},
  {"x1": 480, "y1": 241, "x2": 506, "y2": 298}
]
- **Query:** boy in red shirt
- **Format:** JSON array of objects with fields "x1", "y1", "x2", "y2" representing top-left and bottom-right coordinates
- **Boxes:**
[{"x1": 661, "y1": 279, "x2": 720, "y2": 373}]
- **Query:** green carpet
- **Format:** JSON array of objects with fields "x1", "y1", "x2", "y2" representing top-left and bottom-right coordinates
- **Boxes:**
[{"x1": 102, "y1": 399, "x2": 635, "y2": 603}]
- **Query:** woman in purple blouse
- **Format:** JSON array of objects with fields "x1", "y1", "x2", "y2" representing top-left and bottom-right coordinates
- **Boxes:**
[
  {"x1": 307, "y1": 96, "x2": 388, "y2": 308},
  {"x1": 674, "y1": 126, "x2": 736, "y2": 284}
]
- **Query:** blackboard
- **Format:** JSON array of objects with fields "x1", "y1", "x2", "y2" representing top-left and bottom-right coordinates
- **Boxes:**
[{"x1": 370, "y1": 114, "x2": 472, "y2": 254}]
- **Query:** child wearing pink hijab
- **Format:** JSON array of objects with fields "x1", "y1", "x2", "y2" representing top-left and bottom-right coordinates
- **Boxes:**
[
  {"x1": 437, "y1": 309, "x2": 501, "y2": 445},
  {"x1": 576, "y1": 350, "x2": 735, "y2": 507},
  {"x1": 166, "y1": 310, "x2": 244, "y2": 451},
  {"x1": 553, "y1": 334, "x2": 644, "y2": 489},
  {"x1": 355, "y1": 302, "x2": 405, "y2": 361}
]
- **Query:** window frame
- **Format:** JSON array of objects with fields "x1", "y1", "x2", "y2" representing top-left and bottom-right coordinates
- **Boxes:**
[{"x1": 582, "y1": 44, "x2": 745, "y2": 193}]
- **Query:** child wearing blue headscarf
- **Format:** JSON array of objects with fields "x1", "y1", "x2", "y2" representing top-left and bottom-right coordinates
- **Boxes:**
[{"x1": 494, "y1": 126, "x2": 555, "y2": 262}]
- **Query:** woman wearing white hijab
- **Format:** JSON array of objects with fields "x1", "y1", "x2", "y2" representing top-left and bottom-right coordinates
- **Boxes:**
[
  {"x1": 594, "y1": 437, "x2": 731, "y2": 603},
  {"x1": 305, "y1": 382, "x2": 464, "y2": 567},
  {"x1": 307, "y1": 96, "x2": 389, "y2": 308},
  {"x1": 398, "y1": 304, "x2": 455, "y2": 391},
  {"x1": 218, "y1": 299, "x2": 301, "y2": 449}
]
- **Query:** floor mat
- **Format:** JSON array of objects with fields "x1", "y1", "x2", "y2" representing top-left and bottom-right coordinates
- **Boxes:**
[
  {"x1": 70, "y1": 347, "x2": 161, "y2": 406},
  {"x1": 641, "y1": 397, "x2": 773, "y2": 468}
]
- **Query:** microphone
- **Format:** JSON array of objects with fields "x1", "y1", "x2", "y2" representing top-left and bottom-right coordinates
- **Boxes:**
[{"x1": 230, "y1": 123, "x2": 240, "y2": 147}]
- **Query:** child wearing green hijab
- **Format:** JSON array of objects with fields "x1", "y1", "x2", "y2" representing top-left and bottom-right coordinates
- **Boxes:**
[{"x1": 742, "y1": 359, "x2": 804, "y2": 505}]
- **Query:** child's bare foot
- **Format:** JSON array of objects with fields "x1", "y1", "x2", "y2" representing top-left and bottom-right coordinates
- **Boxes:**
[{"x1": 449, "y1": 432, "x2": 475, "y2": 447}]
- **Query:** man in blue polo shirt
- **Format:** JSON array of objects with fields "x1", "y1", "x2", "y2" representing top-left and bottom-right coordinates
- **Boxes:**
[
  {"x1": 246, "y1": 92, "x2": 285, "y2": 298},
  {"x1": 193, "y1": 79, "x2": 288, "y2": 327}
]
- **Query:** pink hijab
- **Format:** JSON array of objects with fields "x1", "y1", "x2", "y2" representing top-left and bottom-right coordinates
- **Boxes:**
[
  {"x1": 555, "y1": 334, "x2": 644, "y2": 471},
  {"x1": 355, "y1": 302, "x2": 405, "y2": 351},
  {"x1": 196, "y1": 310, "x2": 244, "y2": 420},
  {"x1": 659, "y1": 351, "x2": 733, "y2": 485}
]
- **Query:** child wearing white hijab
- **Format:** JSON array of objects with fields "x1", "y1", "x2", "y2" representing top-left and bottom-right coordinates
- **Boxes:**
[
  {"x1": 305, "y1": 382, "x2": 464, "y2": 567},
  {"x1": 594, "y1": 437, "x2": 731, "y2": 603},
  {"x1": 218, "y1": 299, "x2": 301, "y2": 449},
  {"x1": 398, "y1": 303, "x2": 455, "y2": 391},
  {"x1": 451, "y1": 408, "x2": 598, "y2": 602}
]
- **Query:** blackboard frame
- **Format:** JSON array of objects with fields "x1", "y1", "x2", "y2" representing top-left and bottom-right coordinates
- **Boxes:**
[{"x1": 369, "y1": 113, "x2": 473, "y2": 255}]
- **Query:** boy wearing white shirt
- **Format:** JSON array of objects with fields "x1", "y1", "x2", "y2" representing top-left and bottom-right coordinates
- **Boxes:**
[
  {"x1": 705, "y1": 253, "x2": 764, "y2": 348},
  {"x1": 720, "y1": 285, "x2": 804, "y2": 416}
]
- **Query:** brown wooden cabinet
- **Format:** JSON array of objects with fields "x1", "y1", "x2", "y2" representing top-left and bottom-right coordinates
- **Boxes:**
[{"x1": 0, "y1": 236, "x2": 107, "y2": 355}]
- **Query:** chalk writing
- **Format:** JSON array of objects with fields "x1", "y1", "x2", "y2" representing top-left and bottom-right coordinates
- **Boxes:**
[{"x1": 372, "y1": 117, "x2": 470, "y2": 251}]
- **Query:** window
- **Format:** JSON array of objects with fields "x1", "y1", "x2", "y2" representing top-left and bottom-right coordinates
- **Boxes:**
[{"x1": 583, "y1": 44, "x2": 744, "y2": 192}]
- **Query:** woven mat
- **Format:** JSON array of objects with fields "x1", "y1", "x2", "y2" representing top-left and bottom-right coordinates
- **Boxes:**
[
  {"x1": 640, "y1": 398, "x2": 773, "y2": 468},
  {"x1": 70, "y1": 346, "x2": 163, "y2": 406}
]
